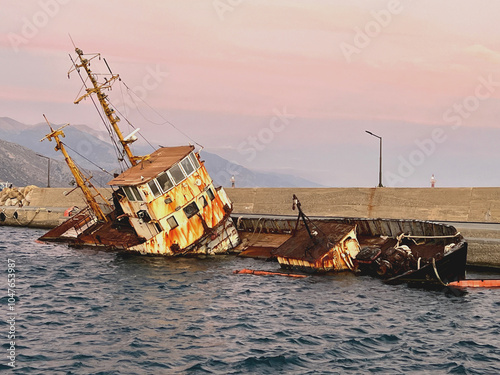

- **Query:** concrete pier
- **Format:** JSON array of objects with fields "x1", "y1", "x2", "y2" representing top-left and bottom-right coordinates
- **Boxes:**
[
  {"x1": 0, "y1": 188, "x2": 112, "y2": 228},
  {"x1": 0, "y1": 206, "x2": 66, "y2": 228},
  {"x1": 225, "y1": 187, "x2": 500, "y2": 222}
]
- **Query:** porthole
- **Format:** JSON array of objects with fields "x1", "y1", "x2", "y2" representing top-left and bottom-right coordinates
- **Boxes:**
[{"x1": 183, "y1": 202, "x2": 199, "y2": 219}]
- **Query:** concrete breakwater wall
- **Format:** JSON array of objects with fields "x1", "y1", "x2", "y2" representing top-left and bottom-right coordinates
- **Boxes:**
[
  {"x1": 0, "y1": 206, "x2": 67, "y2": 229},
  {"x1": 225, "y1": 187, "x2": 500, "y2": 222},
  {"x1": 0, "y1": 188, "x2": 112, "y2": 228},
  {"x1": 6, "y1": 187, "x2": 500, "y2": 223}
]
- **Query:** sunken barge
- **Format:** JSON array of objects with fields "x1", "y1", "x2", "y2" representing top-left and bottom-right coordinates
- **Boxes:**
[{"x1": 234, "y1": 196, "x2": 467, "y2": 287}]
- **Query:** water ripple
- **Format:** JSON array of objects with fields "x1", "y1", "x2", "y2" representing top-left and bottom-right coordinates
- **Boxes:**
[{"x1": 1, "y1": 227, "x2": 499, "y2": 374}]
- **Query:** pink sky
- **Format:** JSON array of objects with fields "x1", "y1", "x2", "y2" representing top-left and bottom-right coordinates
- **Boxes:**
[{"x1": 1, "y1": 1, "x2": 500, "y2": 187}]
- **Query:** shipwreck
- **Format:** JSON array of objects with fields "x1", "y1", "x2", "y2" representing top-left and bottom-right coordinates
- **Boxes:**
[
  {"x1": 235, "y1": 195, "x2": 468, "y2": 287},
  {"x1": 39, "y1": 47, "x2": 240, "y2": 255},
  {"x1": 37, "y1": 46, "x2": 470, "y2": 289}
]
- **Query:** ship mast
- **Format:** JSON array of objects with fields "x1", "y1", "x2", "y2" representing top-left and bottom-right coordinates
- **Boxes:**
[
  {"x1": 69, "y1": 47, "x2": 146, "y2": 167},
  {"x1": 40, "y1": 115, "x2": 110, "y2": 222}
]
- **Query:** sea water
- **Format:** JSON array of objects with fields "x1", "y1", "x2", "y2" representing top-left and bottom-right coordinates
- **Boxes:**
[{"x1": 0, "y1": 226, "x2": 499, "y2": 374}]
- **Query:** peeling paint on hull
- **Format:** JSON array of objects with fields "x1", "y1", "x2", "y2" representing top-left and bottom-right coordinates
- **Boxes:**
[{"x1": 129, "y1": 216, "x2": 240, "y2": 256}]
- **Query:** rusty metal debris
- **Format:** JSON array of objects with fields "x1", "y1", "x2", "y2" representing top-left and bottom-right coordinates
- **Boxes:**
[{"x1": 271, "y1": 195, "x2": 360, "y2": 272}]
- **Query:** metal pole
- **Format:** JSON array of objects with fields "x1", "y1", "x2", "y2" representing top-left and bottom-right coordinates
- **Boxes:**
[
  {"x1": 365, "y1": 131, "x2": 383, "y2": 188},
  {"x1": 36, "y1": 154, "x2": 51, "y2": 188},
  {"x1": 378, "y1": 136, "x2": 382, "y2": 188}
]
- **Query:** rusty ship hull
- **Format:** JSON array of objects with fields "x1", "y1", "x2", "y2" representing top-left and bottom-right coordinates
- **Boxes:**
[
  {"x1": 39, "y1": 212, "x2": 240, "y2": 256},
  {"x1": 234, "y1": 214, "x2": 467, "y2": 286},
  {"x1": 39, "y1": 148, "x2": 241, "y2": 256},
  {"x1": 383, "y1": 241, "x2": 467, "y2": 286}
]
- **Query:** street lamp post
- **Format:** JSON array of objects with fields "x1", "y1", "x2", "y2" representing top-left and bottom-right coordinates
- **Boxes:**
[
  {"x1": 365, "y1": 131, "x2": 383, "y2": 188},
  {"x1": 36, "y1": 154, "x2": 51, "y2": 188}
]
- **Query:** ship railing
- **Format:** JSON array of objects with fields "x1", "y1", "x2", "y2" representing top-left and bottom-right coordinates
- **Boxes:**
[
  {"x1": 66, "y1": 206, "x2": 99, "y2": 237},
  {"x1": 232, "y1": 214, "x2": 459, "y2": 239}
]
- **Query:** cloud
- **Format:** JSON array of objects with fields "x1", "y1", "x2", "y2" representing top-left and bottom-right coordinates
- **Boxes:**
[{"x1": 465, "y1": 44, "x2": 500, "y2": 64}]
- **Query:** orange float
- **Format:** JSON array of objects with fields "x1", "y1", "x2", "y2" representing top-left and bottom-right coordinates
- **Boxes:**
[
  {"x1": 448, "y1": 279, "x2": 500, "y2": 288},
  {"x1": 233, "y1": 269, "x2": 307, "y2": 278}
]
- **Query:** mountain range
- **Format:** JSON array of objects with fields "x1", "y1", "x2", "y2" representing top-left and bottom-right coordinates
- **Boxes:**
[
  {"x1": 0, "y1": 117, "x2": 321, "y2": 188},
  {"x1": 0, "y1": 138, "x2": 112, "y2": 188}
]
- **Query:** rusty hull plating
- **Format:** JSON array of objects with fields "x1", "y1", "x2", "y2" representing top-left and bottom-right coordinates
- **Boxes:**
[
  {"x1": 234, "y1": 214, "x2": 467, "y2": 286},
  {"x1": 273, "y1": 222, "x2": 360, "y2": 272}
]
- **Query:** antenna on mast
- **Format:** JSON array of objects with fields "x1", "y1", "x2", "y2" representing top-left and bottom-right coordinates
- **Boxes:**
[
  {"x1": 68, "y1": 33, "x2": 76, "y2": 49},
  {"x1": 68, "y1": 47, "x2": 149, "y2": 167},
  {"x1": 43, "y1": 113, "x2": 54, "y2": 132},
  {"x1": 41, "y1": 115, "x2": 110, "y2": 222},
  {"x1": 103, "y1": 58, "x2": 113, "y2": 75}
]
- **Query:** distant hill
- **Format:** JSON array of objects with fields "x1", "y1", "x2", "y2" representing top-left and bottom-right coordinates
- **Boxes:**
[
  {"x1": 0, "y1": 117, "x2": 322, "y2": 188},
  {"x1": 0, "y1": 138, "x2": 111, "y2": 188},
  {"x1": 200, "y1": 151, "x2": 322, "y2": 188},
  {"x1": 0, "y1": 117, "x2": 29, "y2": 133},
  {"x1": 0, "y1": 119, "x2": 123, "y2": 173}
]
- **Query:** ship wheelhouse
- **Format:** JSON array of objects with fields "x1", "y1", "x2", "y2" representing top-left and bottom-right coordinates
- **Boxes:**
[{"x1": 108, "y1": 145, "x2": 238, "y2": 255}]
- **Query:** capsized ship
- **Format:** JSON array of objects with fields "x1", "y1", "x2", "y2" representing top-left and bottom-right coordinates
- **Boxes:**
[
  {"x1": 106, "y1": 145, "x2": 239, "y2": 255},
  {"x1": 39, "y1": 47, "x2": 240, "y2": 255}
]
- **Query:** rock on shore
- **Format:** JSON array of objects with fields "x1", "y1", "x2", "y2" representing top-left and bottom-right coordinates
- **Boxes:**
[{"x1": 0, "y1": 185, "x2": 37, "y2": 207}]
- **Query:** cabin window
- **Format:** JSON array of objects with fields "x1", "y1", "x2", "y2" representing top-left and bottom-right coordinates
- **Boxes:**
[
  {"x1": 157, "y1": 172, "x2": 174, "y2": 193},
  {"x1": 199, "y1": 195, "x2": 208, "y2": 208},
  {"x1": 130, "y1": 186, "x2": 143, "y2": 201},
  {"x1": 169, "y1": 164, "x2": 185, "y2": 185},
  {"x1": 123, "y1": 186, "x2": 136, "y2": 201},
  {"x1": 183, "y1": 202, "x2": 199, "y2": 219},
  {"x1": 148, "y1": 179, "x2": 161, "y2": 198},
  {"x1": 166, "y1": 215, "x2": 178, "y2": 230},
  {"x1": 207, "y1": 188, "x2": 215, "y2": 201},
  {"x1": 180, "y1": 157, "x2": 195, "y2": 176},
  {"x1": 189, "y1": 153, "x2": 200, "y2": 169},
  {"x1": 123, "y1": 186, "x2": 143, "y2": 201},
  {"x1": 154, "y1": 222, "x2": 163, "y2": 233}
]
